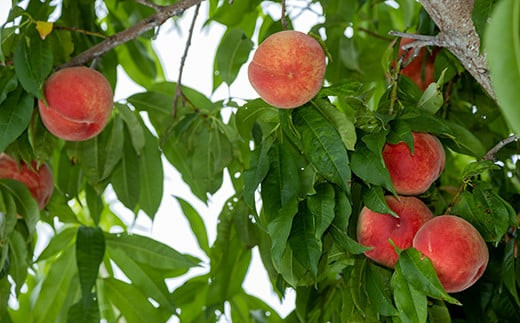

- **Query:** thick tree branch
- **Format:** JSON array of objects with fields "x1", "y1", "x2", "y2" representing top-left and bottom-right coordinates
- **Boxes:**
[
  {"x1": 60, "y1": 0, "x2": 205, "y2": 68},
  {"x1": 417, "y1": 0, "x2": 496, "y2": 100}
]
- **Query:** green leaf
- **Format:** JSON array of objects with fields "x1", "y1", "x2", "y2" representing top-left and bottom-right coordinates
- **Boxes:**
[
  {"x1": 445, "y1": 121, "x2": 486, "y2": 158},
  {"x1": 417, "y1": 83, "x2": 443, "y2": 114},
  {"x1": 210, "y1": 0, "x2": 261, "y2": 27},
  {"x1": 485, "y1": 0, "x2": 520, "y2": 135},
  {"x1": 108, "y1": 246, "x2": 173, "y2": 311},
  {"x1": 76, "y1": 226, "x2": 105, "y2": 298},
  {"x1": 105, "y1": 232, "x2": 199, "y2": 272},
  {"x1": 312, "y1": 99, "x2": 357, "y2": 150},
  {"x1": 462, "y1": 160, "x2": 501, "y2": 178},
  {"x1": 293, "y1": 106, "x2": 351, "y2": 192},
  {"x1": 137, "y1": 126, "x2": 163, "y2": 219},
  {"x1": 307, "y1": 183, "x2": 336, "y2": 239},
  {"x1": 351, "y1": 144, "x2": 394, "y2": 193},
  {"x1": 7, "y1": 230, "x2": 28, "y2": 295},
  {"x1": 289, "y1": 204, "x2": 322, "y2": 277},
  {"x1": 174, "y1": 196, "x2": 210, "y2": 255},
  {"x1": 67, "y1": 293, "x2": 100, "y2": 323},
  {"x1": 0, "y1": 179, "x2": 39, "y2": 235},
  {"x1": 261, "y1": 141, "x2": 300, "y2": 269},
  {"x1": 85, "y1": 184, "x2": 102, "y2": 225},
  {"x1": 366, "y1": 263, "x2": 398, "y2": 316},
  {"x1": 397, "y1": 248, "x2": 460, "y2": 305},
  {"x1": 391, "y1": 265, "x2": 428, "y2": 323},
  {"x1": 0, "y1": 69, "x2": 18, "y2": 105},
  {"x1": 215, "y1": 29, "x2": 253, "y2": 85},
  {"x1": 502, "y1": 238, "x2": 520, "y2": 306},
  {"x1": 111, "y1": 130, "x2": 140, "y2": 211},
  {"x1": 28, "y1": 111, "x2": 58, "y2": 162},
  {"x1": 242, "y1": 136, "x2": 273, "y2": 209},
  {"x1": 0, "y1": 86, "x2": 34, "y2": 152},
  {"x1": 36, "y1": 226, "x2": 77, "y2": 262},
  {"x1": 31, "y1": 245, "x2": 77, "y2": 323},
  {"x1": 473, "y1": 0, "x2": 498, "y2": 37},
  {"x1": 235, "y1": 99, "x2": 278, "y2": 140},
  {"x1": 101, "y1": 278, "x2": 167, "y2": 323},
  {"x1": 13, "y1": 31, "x2": 53, "y2": 99},
  {"x1": 362, "y1": 186, "x2": 398, "y2": 218},
  {"x1": 116, "y1": 103, "x2": 145, "y2": 155},
  {"x1": 230, "y1": 292, "x2": 284, "y2": 323}
]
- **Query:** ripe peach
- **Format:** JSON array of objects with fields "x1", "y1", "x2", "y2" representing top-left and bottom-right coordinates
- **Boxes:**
[
  {"x1": 383, "y1": 132, "x2": 445, "y2": 195},
  {"x1": 398, "y1": 38, "x2": 437, "y2": 91},
  {"x1": 0, "y1": 153, "x2": 53, "y2": 210},
  {"x1": 248, "y1": 30, "x2": 326, "y2": 109},
  {"x1": 357, "y1": 195, "x2": 434, "y2": 268},
  {"x1": 413, "y1": 215, "x2": 489, "y2": 293},
  {"x1": 38, "y1": 66, "x2": 113, "y2": 141}
]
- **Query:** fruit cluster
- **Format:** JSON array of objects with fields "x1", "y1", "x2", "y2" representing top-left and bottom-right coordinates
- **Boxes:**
[
  {"x1": 357, "y1": 132, "x2": 489, "y2": 293},
  {"x1": 247, "y1": 31, "x2": 488, "y2": 293}
]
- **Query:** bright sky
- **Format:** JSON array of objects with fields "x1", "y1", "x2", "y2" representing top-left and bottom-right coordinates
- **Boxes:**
[{"x1": 0, "y1": 0, "x2": 325, "y2": 319}]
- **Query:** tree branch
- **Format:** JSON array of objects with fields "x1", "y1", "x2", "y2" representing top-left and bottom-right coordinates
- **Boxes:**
[
  {"x1": 417, "y1": 0, "x2": 496, "y2": 100},
  {"x1": 483, "y1": 134, "x2": 519, "y2": 161},
  {"x1": 59, "y1": 0, "x2": 205, "y2": 69},
  {"x1": 173, "y1": 2, "x2": 201, "y2": 117},
  {"x1": 281, "y1": 0, "x2": 288, "y2": 30}
]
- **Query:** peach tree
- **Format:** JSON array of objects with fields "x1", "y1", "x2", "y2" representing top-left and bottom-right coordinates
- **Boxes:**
[{"x1": 0, "y1": 0, "x2": 519, "y2": 322}]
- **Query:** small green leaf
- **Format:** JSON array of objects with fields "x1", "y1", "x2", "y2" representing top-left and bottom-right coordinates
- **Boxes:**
[
  {"x1": 391, "y1": 265, "x2": 428, "y2": 323},
  {"x1": 67, "y1": 293, "x2": 100, "y2": 323},
  {"x1": 312, "y1": 99, "x2": 357, "y2": 150},
  {"x1": 397, "y1": 248, "x2": 460, "y2": 305},
  {"x1": 0, "y1": 179, "x2": 39, "y2": 235},
  {"x1": 351, "y1": 144, "x2": 394, "y2": 193},
  {"x1": 366, "y1": 263, "x2": 397, "y2": 316},
  {"x1": 0, "y1": 86, "x2": 34, "y2": 152},
  {"x1": 13, "y1": 31, "x2": 53, "y2": 99},
  {"x1": 111, "y1": 130, "x2": 140, "y2": 211},
  {"x1": 137, "y1": 125, "x2": 163, "y2": 219},
  {"x1": 116, "y1": 103, "x2": 145, "y2": 155},
  {"x1": 7, "y1": 230, "x2": 28, "y2": 295},
  {"x1": 174, "y1": 196, "x2": 210, "y2": 255},
  {"x1": 293, "y1": 105, "x2": 351, "y2": 192},
  {"x1": 76, "y1": 226, "x2": 105, "y2": 298},
  {"x1": 216, "y1": 29, "x2": 253, "y2": 85},
  {"x1": 105, "y1": 232, "x2": 199, "y2": 272},
  {"x1": 289, "y1": 204, "x2": 322, "y2": 277},
  {"x1": 485, "y1": 0, "x2": 520, "y2": 135},
  {"x1": 36, "y1": 226, "x2": 77, "y2": 262},
  {"x1": 242, "y1": 136, "x2": 273, "y2": 209},
  {"x1": 101, "y1": 278, "x2": 167, "y2": 323},
  {"x1": 417, "y1": 83, "x2": 443, "y2": 114}
]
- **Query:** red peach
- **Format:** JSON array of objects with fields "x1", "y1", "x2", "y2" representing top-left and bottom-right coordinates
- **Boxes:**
[
  {"x1": 413, "y1": 215, "x2": 489, "y2": 293},
  {"x1": 248, "y1": 30, "x2": 326, "y2": 109},
  {"x1": 38, "y1": 66, "x2": 113, "y2": 141},
  {"x1": 0, "y1": 153, "x2": 53, "y2": 210},
  {"x1": 357, "y1": 195, "x2": 434, "y2": 268},
  {"x1": 383, "y1": 132, "x2": 445, "y2": 195},
  {"x1": 398, "y1": 38, "x2": 438, "y2": 91}
]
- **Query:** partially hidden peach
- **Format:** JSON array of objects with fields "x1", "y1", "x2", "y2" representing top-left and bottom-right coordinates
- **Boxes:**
[
  {"x1": 413, "y1": 215, "x2": 489, "y2": 293},
  {"x1": 383, "y1": 132, "x2": 445, "y2": 195},
  {"x1": 0, "y1": 153, "x2": 53, "y2": 210},
  {"x1": 38, "y1": 66, "x2": 113, "y2": 141},
  {"x1": 357, "y1": 195, "x2": 434, "y2": 268},
  {"x1": 398, "y1": 37, "x2": 437, "y2": 91},
  {"x1": 248, "y1": 30, "x2": 326, "y2": 109}
]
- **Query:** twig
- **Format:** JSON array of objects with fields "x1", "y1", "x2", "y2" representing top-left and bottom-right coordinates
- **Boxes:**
[
  {"x1": 54, "y1": 25, "x2": 107, "y2": 38},
  {"x1": 358, "y1": 27, "x2": 393, "y2": 41},
  {"x1": 281, "y1": 0, "x2": 288, "y2": 30},
  {"x1": 59, "y1": 0, "x2": 205, "y2": 69},
  {"x1": 482, "y1": 135, "x2": 519, "y2": 161},
  {"x1": 135, "y1": 0, "x2": 164, "y2": 11},
  {"x1": 173, "y1": 2, "x2": 201, "y2": 117}
]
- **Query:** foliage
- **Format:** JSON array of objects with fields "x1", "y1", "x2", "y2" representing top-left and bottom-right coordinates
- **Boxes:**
[{"x1": 1, "y1": 0, "x2": 520, "y2": 322}]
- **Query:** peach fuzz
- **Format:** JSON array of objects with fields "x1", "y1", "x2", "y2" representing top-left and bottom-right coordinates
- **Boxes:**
[
  {"x1": 248, "y1": 30, "x2": 326, "y2": 109},
  {"x1": 38, "y1": 66, "x2": 113, "y2": 141},
  {"x1": 0, "y1": 153, "x2": 53, "y2": 210},
  {"x1": 383, "y1": 132, "x2": 445, "y2": 195},
  {"x1": 413, "y1": 215, "x2": 489, "y2": 293},
  {"x1": 356, "y1": 195, "x2": 434, "y2": 268},
  {"x1": 398, "y1": 37, "x2": 437, "y2": 91}
]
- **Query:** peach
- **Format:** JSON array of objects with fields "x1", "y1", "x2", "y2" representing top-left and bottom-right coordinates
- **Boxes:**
[
  {"x1": 413, "y1": 215, "x2": 489, "y2": 293},
  {"x1": 248, "y1": 30, "x2": 326, "y2": 109},
  {"x1": 0, "y1": 153, "x2": 53, "y2": 210},
  {"x1": 357, "y1": 195, "x2": 434, "y2": 268},
  {"x1": 398, "y1": 38, "x2": 437, "y2": 91},
  {"x1": 38, "y1": 66, "x2": 113, "y2": 141},
  {"x1": 382, "y1": 132, "x2": 445, "y2": 195}
]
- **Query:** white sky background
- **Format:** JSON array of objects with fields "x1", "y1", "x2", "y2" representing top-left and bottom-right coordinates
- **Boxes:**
[{"x1": 0, "y1": 0, "x2": 328, "y2": 320}]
